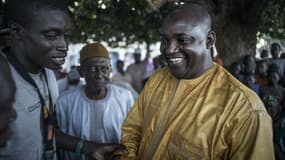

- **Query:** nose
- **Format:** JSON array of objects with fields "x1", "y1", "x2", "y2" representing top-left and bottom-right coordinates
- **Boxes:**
[
  {"x1": 162, "y1": 40, "x2": 179, "y2": 55},
  {"x1": 57, "y1": 36, "x2": 69, "y2": 53}
]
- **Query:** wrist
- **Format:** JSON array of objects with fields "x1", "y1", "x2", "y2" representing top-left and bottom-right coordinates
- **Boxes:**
[
  {"x1": 76, "y1": 139, "x2": 84, "y2": 156},
  {"x1": 81, "y1": 141, "x2": 97, "y2": 155}
]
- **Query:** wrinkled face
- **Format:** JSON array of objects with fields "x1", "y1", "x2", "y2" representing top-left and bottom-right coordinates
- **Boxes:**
[
  {"x1": 16, "y1": 9, "x2": 72, "y2": 71},
  {"x1": 82, "y1": 57, "x2": 112, "y2": 89},
  {"x1": 0, "y1": 78, "x2": 16, "y2": 147},
  {"x1": 159, "y1": 15, "x2": 214, "y2": 79},
  {"x1": 268, "y1": 72, "x2": 280, "y2": 85}
]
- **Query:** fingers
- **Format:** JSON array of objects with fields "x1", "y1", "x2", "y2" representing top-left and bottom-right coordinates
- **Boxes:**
[
  {"x1": 105, "y1": 144, "x2": 128, "y2": 160},
  {"x1": 112, "y1": 148, "x2": 128, "y2": 156}
]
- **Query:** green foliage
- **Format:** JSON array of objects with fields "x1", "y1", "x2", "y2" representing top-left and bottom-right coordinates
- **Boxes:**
[
  {"x1": 67, "y1": 0, "x2": 285, "y2": 47},
  {"x1": 259, "y1": 0, "x2": 285, "y2": 40},
  {"x1": 0, "y1": 0, "x2": 284, "y2": 46},
  {"x1": 68, "y1": 0, "x2": 169, "y2": 47}
]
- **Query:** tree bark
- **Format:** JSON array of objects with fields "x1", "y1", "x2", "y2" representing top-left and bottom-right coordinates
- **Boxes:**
[{"x1": 205, "y1": 0, "x2": 266, "y2": 67}]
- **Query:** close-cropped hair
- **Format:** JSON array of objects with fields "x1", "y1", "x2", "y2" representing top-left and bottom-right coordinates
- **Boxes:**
[{"x1": 3, "y1": 0, "x2": 67, "y2": 27}]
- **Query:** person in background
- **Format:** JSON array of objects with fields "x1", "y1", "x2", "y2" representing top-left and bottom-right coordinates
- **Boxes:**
[
  {"x1": 259, "y1": 71, "x2": 285, "y2": 123},
  {"x1": 268, "y1": 43, "x2": 285, "y2": 79},
  {"x1": 56, "y1": 43, "x2": 134, "y2": 160},
  {"x1": 126, "y1": 49, "x2": 150, "y2": 93},
  {"x1": 121, "y1": 2, "x2": 274, "y2": 160},
  {"x1": 229, "y1": 62, "x2": 244, "y2": 82},
  {"x1": 243, "y1": 74, "x2": 259, "y2": 94},
  {"x1": 271, "y1": 43, "x2": 282, "y2": 59},
  {"x1": 0, "y1": 54, "x2": 16, "y2": 148},
  {"x1": 112, "y1": 59, "x2": 138, "y2": 98},
  {"x1": 260, "y1": 49, "x2": 269, "y2": 60},
  {"x1": 112, "y1": 60, "x2": 132, "y2": 85},
  {"x1": 255, "y1": 60, "x2": 269, "y2": 86},
  {"x1": 259, "y1": 70, "x2": 285, "y2": 160},
  {"x1": 243, "y1": 54, "x2": 256, "y2": 75},
  {"x1": 57, "y1": 65, "x2": 82, "y2": 94}
]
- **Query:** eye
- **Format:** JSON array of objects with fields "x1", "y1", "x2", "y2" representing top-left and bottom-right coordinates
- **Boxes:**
[
  {"x1": 44, "y1": 31, "x2": 58, "y2": 40},
  {"x1": 177, "y1": 37, "x2": 194, "y2": 45},
  {"x1": 160, "y1": 36, "x2": 168, "y2": 46},
  {"x1": 100, "y1": 66, "x2": 109, "y2": 73}
]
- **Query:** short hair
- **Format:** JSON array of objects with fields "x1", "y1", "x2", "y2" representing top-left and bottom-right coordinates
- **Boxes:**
[
  {"x1": 271, "y1": 42, "x2": 281, "y2": 50},
  {"x1": 4, "y1": 0, "x2": 67, "y2": 27},
  {"x1": 165, "y1": 2, "x2": 212, "y2": 31},
  {"x1": 260, "y1": 49, "x2": 269, "y2": 58}
]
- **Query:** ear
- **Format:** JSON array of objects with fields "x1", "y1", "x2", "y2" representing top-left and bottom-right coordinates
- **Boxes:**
[
  {"x1": 107, "y1": 63, "x2": 112, "y2": 75},
  {"x1": 8, "y1": 21, "x2": 24, "y2": 39},
  {"x1": 206, "y1": 31, "x2": 216, "y2": 49}
]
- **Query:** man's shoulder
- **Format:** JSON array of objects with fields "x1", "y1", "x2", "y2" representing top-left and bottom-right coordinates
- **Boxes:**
[
  {"x1": 213, "y1": 65, "x2": 266, "y2": 112},
  {"x1": 57, "y1": 86, "x2": 82, "y2": 100},
  {"x1": 148, "y1": 67, "x2": 170, "y2": 80},
  {"x1": 110, "y1": 83, "x2": 133, "y2": 95}
]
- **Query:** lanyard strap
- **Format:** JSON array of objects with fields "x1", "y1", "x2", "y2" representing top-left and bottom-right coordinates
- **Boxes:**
[{"x1": 5, "y1": 52, "x2": 55, "y2": 153}]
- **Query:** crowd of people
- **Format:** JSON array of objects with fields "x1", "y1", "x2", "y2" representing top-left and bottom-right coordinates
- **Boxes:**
[
  {"x1": 0, "y1": 0, "x2": 281, "y2": 160},
  {"x1": 228, "y1": 43, "x2": 285, "y2": 159}
]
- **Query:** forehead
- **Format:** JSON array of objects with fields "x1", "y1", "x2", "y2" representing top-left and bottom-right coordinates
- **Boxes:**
[
  {"x1": 83, "y1": 57, "x2": 110, "y2": 66},
  {"x1": 159, "y1": 15, "x2": 206, "y2": 38},
  {"x1": 26, "y1": 9, "x2": 72, "y2": 31}
]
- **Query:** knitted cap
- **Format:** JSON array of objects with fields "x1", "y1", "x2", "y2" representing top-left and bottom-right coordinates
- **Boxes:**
[{"x1": 80, "y1": 43, "x2": 110, "y2": 65}]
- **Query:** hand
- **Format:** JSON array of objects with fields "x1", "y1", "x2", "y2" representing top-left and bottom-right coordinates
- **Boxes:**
[{"x1": 83, "y1": 142, "x2": 128, "y2": 160}]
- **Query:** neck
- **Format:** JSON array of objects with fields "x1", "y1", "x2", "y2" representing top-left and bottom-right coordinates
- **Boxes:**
[
  {"x1": 84, "y1": 85, "x2": 107, "y2": 100},
  {"x1": 191, "y1": 58, "x2": 213, "y2": 79},
  {"x1": 11, "y1": 47, "x2": 42, "y2": 74}
]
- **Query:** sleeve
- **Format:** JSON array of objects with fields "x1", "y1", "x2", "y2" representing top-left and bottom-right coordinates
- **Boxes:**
[
  {"x1": 120, "y1": 86, "x2": 146, "y2": 159},
  {"x1": 228, "y1": 110, "x2": 275, "y2": 160},
  {"x1": 55, "y1": 96, "x2": 68, "y2": 133}
]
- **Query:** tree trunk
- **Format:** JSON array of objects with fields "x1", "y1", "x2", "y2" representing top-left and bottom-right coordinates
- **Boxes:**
[
  {"x1": 214, "y1": 18, "x2": 258, "y2": 67},
  {"x1": 205, "y1": 0, "x2": 266, "y2": 67}
]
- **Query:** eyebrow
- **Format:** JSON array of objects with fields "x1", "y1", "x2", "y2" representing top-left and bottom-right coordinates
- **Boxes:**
[{"x1": 160, "y1": 33, "x2": 191, "y2": 37}]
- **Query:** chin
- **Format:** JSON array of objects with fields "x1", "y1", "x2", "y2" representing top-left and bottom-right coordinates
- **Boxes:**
[{"x1": 170, "y1": 71, "x2": 184, "y2": 79}]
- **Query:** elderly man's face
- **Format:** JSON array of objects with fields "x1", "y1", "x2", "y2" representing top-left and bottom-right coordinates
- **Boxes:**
[
  {"x1": 14, "y1": 8, "x2": 72, "y2": 72},
  {"x1": 82, "y1": 57, "x2": 112, "y2": 89},
  {"x1": 159, "y1": 14, "x2": 214, "y2": 79}
]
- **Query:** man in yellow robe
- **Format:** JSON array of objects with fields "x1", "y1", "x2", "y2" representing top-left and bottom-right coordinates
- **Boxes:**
[{"x1": 121, "y1": 2, "x2": 275, "y2": 160}]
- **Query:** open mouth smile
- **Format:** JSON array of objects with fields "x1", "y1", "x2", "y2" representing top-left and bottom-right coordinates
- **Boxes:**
[
  {"x1": 52, "y1": 57, "x2": 66, "y2": 65},
  {"x1": 166, "y1": 57, "x2": 184, "y2": 65}
]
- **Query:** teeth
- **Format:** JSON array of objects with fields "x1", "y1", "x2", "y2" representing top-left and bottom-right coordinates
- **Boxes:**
[
  {"x1": 168, "y1": 58, "x2": 183, "y2": 64},
  {"x1": 54, "y1": 57, "x2": 65, "y2": 62}
]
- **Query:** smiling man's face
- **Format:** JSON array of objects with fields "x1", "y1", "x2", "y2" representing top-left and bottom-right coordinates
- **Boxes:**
[{"x1": 159, "y1": 6, "x2": 215, "y2": 79}]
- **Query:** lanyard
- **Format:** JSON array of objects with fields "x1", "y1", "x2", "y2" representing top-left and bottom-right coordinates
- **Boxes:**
[{"x1": 5, "y1": 52, "x2": 55, "y2": 156}]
